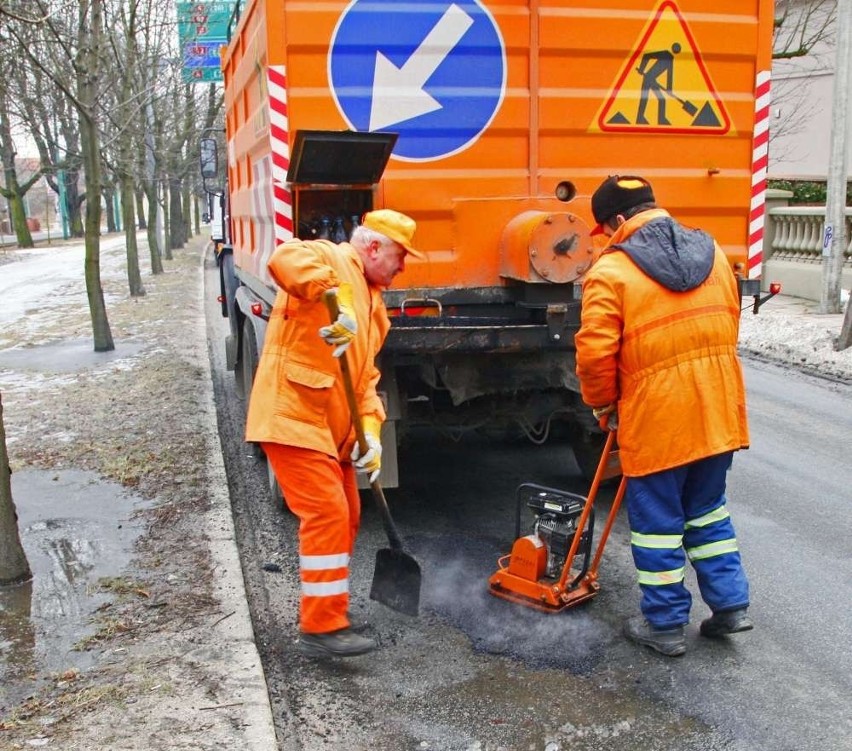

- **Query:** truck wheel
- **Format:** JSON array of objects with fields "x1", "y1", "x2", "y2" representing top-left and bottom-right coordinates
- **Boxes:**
[
  {"x1": 239, "y1": 317, "x2": 258, "y2": 401},
  {"x1": 240, "y1": 317, "x2": 264, "y2": 460},
  {"x1": 266, "y1": 454, "x2": 286, "y2": 508},
  {"x1": 572, "y1": 430, "x2": 608, "y2": 481}
]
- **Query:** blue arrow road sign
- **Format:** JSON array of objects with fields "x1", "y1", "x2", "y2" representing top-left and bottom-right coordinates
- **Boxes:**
[{"x1": 329, "y1": 0, "x2": 506, "y2": 162}]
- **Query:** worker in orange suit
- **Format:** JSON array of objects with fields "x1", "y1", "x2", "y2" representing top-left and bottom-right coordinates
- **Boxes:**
[
  {"x1": 245, "y1": 209, "x2": 423, "y2": 658},
  {"x1": 575, "y1": 176, "x2": 752, "y2": 657}
]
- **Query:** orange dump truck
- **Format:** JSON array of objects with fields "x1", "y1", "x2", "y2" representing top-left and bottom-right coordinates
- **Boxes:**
[{"x1": 209, "y1": 0, "x2": 775, "y2": 488}]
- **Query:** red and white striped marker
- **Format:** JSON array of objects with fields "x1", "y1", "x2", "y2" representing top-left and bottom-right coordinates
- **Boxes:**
[
  {"x1": 748, "y1": 70, "x2": 771, "y2": 280},
  {"x1": 268, "y1": 65, "x2": 294, "y2": 244}
]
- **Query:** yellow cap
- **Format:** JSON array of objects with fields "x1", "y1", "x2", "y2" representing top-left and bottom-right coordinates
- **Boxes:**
[{"x1": 361, "y1": 209, "x2": 423, "y2": 259}]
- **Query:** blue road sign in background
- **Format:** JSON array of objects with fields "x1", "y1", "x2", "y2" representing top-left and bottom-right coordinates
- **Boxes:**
[
  {"x1": 183, "y1": 40, "x2": 223, "y2": 69},
  {"x1": 329, "y1": 0, "x2": 506, "y2": 162}
]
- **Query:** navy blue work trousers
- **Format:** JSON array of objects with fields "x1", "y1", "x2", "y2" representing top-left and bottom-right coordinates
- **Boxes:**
[{"x1": 625, "y1": 451, "x2": 750, "y2": 629}]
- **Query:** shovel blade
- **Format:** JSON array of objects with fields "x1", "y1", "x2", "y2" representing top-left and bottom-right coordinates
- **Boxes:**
[{"x1": 369, "y1": 547, "x2": 421, "y2": 617}]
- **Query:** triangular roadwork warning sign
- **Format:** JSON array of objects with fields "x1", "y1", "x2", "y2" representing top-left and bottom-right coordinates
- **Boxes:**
[{"x1": 592, "y1": 0, "x2": 730, "y2": 135}]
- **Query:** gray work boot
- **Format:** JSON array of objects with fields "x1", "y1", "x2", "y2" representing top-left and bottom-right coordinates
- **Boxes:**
[
  {"x1": 700, "y1": 608, "x2": 753, "y2": 638},
  {"x1": 296, "y1": 628, "x2": 376, "y2": 658},
  {"x1": 624, "y1": 616, "x2": 686, "y2": 657}
]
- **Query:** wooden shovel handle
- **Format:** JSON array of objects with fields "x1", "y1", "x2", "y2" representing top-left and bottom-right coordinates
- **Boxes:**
[{"x1": 323, "y1": 289, "x2": 404, "y2": 551}]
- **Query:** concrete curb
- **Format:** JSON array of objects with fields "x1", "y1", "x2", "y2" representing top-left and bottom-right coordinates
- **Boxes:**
[{"x1": 193, "y1": 244, "x2": 278, "y2": 749}]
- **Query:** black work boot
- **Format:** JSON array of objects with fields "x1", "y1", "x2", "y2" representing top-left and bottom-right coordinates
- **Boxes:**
[
  {"x1": 700, "y1": 608, "x2": 753, "y2": 638},
  {"x1": 296, "y1": 628, "x2": 376, "y2": 658},
  {"x1": 347, "y1": 611, "x2": 369, "y2": 633},
  {"x1": 624, "y1": 616, "x2": 686, "y2": 657}
]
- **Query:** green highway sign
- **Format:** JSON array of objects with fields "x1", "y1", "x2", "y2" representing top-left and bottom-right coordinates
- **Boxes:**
[
  {"x1": 182, "y1": 65, "x2": 225, "y2": 84},
  {"x1": 177, "y1": 2, "x2": 234, "y2": 83},
  {"x1": 177, "y1": 1, "x2": 233, "y2": 39}
]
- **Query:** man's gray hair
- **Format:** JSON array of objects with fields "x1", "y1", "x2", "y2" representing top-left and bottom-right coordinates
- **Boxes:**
[{"x1": 351, "y1": 225, "x2": 392, "y2": 249}]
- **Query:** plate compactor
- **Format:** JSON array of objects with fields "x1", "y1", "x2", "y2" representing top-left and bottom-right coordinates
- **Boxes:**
[{"x1": 488, "y1": 431, "x2": 627, "y2": 612}]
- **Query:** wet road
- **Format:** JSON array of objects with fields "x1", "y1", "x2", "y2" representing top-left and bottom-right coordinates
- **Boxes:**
[{"x1": 205, "y1": 255, "x2": 852, "y2": 751}]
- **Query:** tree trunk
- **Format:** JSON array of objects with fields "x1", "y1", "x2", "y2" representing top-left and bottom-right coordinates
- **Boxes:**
[
  {"x1": 7, "y1": 193, "x2": 34, "y2": 248},
  {"x1": 162, "y1": 180, "x2": 173, "y2": 261},
  {"x1": 81, "y1": 112, "x2": 113, "y2": 352},
  {"x1": 182, "y1": 183, "x2": 192, "y2": 242},
  {"x1": 135, "y1": 186, "x2": 147, "y2": 229},
  {"x1": 0, "y1": 98, "x2": 35, "y2": 248},
  {"x1": 103, "y1": 185, "x2": 117, "y2": 233},
  {"x1": 169, "y1": 175, "x2": 185, "y2": 250},
  {"x1": 145, "y1": 180, "x2": 164, "y2": 274},
  {"x1": 121, "y1": 174, "x2": 144, "y2": 296},
  {"x1": 64, "y1": 170, "x2": 85, "y2": 238},
  {"x1": 78, "y1": 0, "x2": 113, "y2": 353},
  {"x1": 838, "y1": 296, "x2": 852, "y2": 351},
  {"x1": 0, "y1": 393, "x2": 32, "y2": 587}
]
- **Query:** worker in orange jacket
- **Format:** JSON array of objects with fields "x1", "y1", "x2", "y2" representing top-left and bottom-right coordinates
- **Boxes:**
[
  {"x1": 245, "y1": 209, "x2": 423, "y2": 658},
  {"x1": 575, "y1": 176, "x2": 752, "y2": 657}
]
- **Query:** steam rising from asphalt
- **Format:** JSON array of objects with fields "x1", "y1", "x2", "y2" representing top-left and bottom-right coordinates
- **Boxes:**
[{"x1": 415, "y1": 537, "x2": 614, "y2": 673}]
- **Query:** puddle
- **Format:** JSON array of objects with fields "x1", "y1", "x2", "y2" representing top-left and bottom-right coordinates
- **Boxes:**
[{"x1": 0, "y1": 469, "x2": 150, "y2": 711}]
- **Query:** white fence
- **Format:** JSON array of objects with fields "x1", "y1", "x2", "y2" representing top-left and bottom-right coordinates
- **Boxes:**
[{"x1": 763, "y1": 202, "x2": 852, "y2": 300}]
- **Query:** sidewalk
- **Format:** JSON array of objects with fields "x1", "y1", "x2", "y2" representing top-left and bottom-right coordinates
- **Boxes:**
[
  {"x1": 0, "y1": 234, "x2": 277, "y2": 749},
  {"x1": 738, "y1": 291, "x2": 852, "y2": 383}
]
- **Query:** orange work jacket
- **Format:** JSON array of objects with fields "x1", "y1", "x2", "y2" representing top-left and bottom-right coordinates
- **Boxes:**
[
  {"x1": 575, "y1": 209, "x2": 749, "y2": 476},
  {"x1": 245, "y1": 239, "x2": 388, "y2": 460}
]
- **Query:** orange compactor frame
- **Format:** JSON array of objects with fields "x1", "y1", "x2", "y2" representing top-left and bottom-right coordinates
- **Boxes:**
[{"x1": 213, "y1": 0, "x2": 776, "y2": 491}]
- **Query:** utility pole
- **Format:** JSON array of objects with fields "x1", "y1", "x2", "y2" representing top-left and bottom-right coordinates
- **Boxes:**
[
  {"x1": 822, "y1": 0, "x2": 851, "y2": 316},
  {"x1": 831, "y1": 0, "x2": 852, "y2": 349}
]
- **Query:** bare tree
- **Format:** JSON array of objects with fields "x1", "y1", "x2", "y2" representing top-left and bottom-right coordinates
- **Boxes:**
[
  {"x1": 76, "y1": 0, "x2": 114, "y2": 350},
  {"x1": 0, "y1": 36, "x2": 42, "y2": 248},
  {"x1": 771, "y1": 0, "x2": 838, "y2": 146},
  {"x1": 0, "y1": 393, "x2": 31, "y2": 587},
  {"x1": 102, "y1": 0, "x2": 145, "y2": 295},
  {"x1": 3, "y1": 0, "x2": 115, "y2": 350},
  {"x1": 774, "y1": 0, "x2": 837, "y2": 59}
]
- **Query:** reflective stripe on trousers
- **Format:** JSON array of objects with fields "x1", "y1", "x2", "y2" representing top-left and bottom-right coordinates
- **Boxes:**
[
  {"x1": 626, "y1": 451, "x2": 749, "y2": 629},
  {"x1": 263, "y1": 442, "x2": 360, "y2": 634}
]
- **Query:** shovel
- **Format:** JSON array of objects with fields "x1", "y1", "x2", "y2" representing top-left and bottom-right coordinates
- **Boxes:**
[
  {"x1": 324, "y1": 290, "x2": 421, "y2": 617},
  {"x1": 666, "y1": 89, "x2": 699, "y2": 116},
  {"x1": 634, "y1": 69, "x2": 699, "y2": 117}
]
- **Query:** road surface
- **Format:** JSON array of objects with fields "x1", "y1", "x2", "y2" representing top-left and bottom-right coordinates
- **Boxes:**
[{"x1": 205, "y1": 253, "x2": 852, "y2": 751}]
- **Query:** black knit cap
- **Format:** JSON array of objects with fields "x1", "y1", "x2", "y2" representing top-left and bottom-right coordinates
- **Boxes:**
[{"x1": 590, "y1": 175, "x2": 655, "y2": 235}]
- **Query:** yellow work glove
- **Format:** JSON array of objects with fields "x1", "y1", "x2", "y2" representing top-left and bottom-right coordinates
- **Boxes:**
[
  {"x1": 593, "y1": 403, "x2": 619, "y2": 432},
  {"x1": 351, "y1": 415, "x2": 382, "y2": 483},
  {"x1": 318, "y1": 282, "x2": 357, "y2": 357}
]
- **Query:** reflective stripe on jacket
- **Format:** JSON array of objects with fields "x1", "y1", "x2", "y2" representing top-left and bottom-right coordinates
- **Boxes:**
[
  {"x1": 575, "y1": 210, "x2": 749, "y2": 476},
  {"x1": 245, "y1": 239, "x2": 388, "y2": 459}
]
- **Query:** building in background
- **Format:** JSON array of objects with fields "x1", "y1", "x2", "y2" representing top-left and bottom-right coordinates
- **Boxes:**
[{"x1": 769, "y1": 0, "x2": 850, "y2": 180}]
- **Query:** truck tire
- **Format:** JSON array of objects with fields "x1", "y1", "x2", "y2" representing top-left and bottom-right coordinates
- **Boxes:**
[
  {"x1": 572, "y1": 430, "x2": 608, "y2": 482},
  {"x1": 266, "y1": 453, "x2": 286, "y2": 508},
  {"x1": 238, "y1": 316, "x2": 258, "y2": 401},
  {"x1": 240, "y1": 317, "x2": 265, "y2": 461}
]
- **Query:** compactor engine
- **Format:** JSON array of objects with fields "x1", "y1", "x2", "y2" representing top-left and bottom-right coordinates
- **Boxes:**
[{"x1": 522, "y1": 486, "x2": 592, "y2": 580}]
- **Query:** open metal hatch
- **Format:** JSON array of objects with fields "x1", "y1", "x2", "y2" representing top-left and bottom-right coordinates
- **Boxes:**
[{"x1": 286, "y1": 130, "x2": 398, "y2": 186}]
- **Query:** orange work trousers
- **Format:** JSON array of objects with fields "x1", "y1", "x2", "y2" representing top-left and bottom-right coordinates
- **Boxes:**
[{"x1": 262, "y1": 442, "x2": 361, "y2": 634}]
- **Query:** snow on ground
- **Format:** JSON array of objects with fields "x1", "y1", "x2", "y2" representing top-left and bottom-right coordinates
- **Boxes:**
[{"x1": 738, "y1": 294, "x2": 851, "y2": 383}]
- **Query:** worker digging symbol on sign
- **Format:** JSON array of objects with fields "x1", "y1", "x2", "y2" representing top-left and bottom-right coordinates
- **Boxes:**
[
  {"x1": 636, "y1": 42, "x2": 683, "y2": 126},
  {"x1": 594, "y1": 0, "x2": 730, "y2": 134}
]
